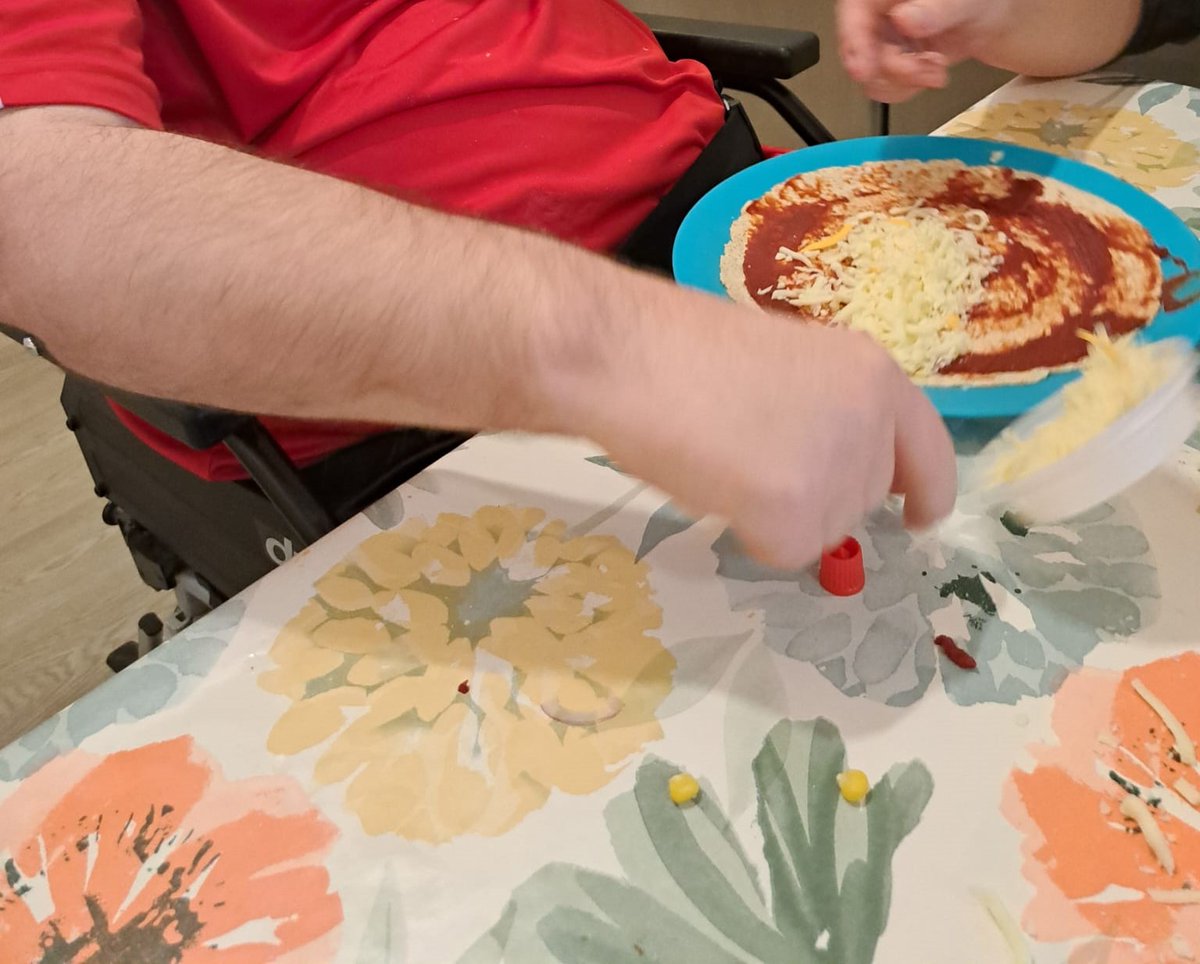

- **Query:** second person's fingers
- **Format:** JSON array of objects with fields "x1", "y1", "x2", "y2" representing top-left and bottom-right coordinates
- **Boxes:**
[
  {"x1": 889, "y1": 0, "x2": 980, "y2": 41},
  {"x1": 879, "y1": 45, "x2": 949, "y2": 89},
  {"x1": 863, "y1": 80, "x2": 922, "y2": 103},
  {"x1": 838, "y1": 0, "x2": 887, "y2": 82}
]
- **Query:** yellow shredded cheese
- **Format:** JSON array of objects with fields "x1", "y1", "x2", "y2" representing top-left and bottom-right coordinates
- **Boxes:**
[
  {"x1": 801, "y1": 223, "x2": 852, "y2": 253},
  {"x1": 1120, "y1": 794, "x2": 1175, "y2": 875},
  {"x1": 988, "y1": 330, "x2": 1172, "y2": 485},
  {"x1": 769, "y1": 208, "x2": 999, "y2": 377}
]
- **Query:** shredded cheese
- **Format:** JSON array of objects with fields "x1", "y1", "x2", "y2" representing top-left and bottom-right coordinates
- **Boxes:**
[
  {"x1": 768, "y1": 208, "x2": 1000, "y2": 377},
  {"x1": 1120, "y1": 794, "x2": 1175, "y2": 875},
  {"x1": 1175, "y1": 777, "x2": 1200, "y2": 809},
  {"x1": 1131, "y1": 678, "x2": 1198, "y2": 766},
  {"x1": 801, "y1": 223, "x2": 852, "y2": 253},
  {"x1": 1148, "y1": 887, "x2": 1200, "y2": 904},
  {"x1": 988, "y1": 330, "x2": 1172, "y2": 485},
  {"x1": 973, "y1": 889, "x2": 1033, "y2": 964}
]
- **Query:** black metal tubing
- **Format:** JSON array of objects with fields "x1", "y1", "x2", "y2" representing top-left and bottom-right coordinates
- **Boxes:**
[
  {"x1": 744, "y1": 78, "x2": 836, "y2": 145},
  {"x1": 872, "y1": 101, "x2": 891, "y2": 136},
  {"x1": 224, "y1": 422, "x2": 337, "y2": 546}
]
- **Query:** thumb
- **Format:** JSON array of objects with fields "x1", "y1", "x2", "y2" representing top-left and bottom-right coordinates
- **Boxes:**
[{"x1": 890, "y1": 0, "x2": 979, "y2": 40}]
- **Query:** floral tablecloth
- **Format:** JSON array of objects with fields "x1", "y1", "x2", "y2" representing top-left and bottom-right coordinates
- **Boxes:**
[{"x1": 4, "y1": 75, "x2": 1200, "y2": 964}]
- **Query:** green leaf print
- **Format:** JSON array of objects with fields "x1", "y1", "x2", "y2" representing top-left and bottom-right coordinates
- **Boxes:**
[
  {"x1": 713, "y1": 498, "x2": 1159, "y2": 707},
  {"x1": 461, "y1": 719, "x2": 932, "y2": 963},
  {"x1": 636, "y1": 503, "x2": 697, "y2": 560},
  {"x1": 1138, "y1": 83, "x2": 1182, "y2": 113}
]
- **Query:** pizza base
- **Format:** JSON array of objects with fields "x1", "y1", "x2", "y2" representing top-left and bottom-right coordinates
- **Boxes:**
[{"x1": 720, "y1": 160, "x2": 1162, "y2": 387}]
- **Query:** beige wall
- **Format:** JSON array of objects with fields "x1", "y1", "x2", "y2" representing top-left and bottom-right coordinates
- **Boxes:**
[{"x1": 628, "y1": 1, "x2": 1200, "y2": 147}]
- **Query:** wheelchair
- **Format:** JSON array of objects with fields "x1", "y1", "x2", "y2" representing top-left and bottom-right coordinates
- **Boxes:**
[{"x1": 2, "y1": 13, "x2": 836, "y2": 670}]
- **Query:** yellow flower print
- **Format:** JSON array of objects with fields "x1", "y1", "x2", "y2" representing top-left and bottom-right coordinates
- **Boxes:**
[
  {"x1": 260, "y1": 506, "x2": 673, "y2": 843},
  {"x1": 944, "y1": 99, "x2": 1200, "y2": 190}
]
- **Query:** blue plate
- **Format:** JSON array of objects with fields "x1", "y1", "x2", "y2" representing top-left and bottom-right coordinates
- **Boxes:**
[{"x1": 672, "y1": 135, "x2": 1200, "y2": 418}]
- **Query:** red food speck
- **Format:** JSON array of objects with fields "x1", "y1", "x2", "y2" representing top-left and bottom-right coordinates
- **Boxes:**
[
  {"x1": 934, "y1": 634, "x2": 977, "y2": 670},
  {"x1": 457, "y1": 680, "x2": 470, "y2": 694}
]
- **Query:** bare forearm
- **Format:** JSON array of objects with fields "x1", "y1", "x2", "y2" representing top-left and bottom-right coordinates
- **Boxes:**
[
  {"x1": 980, "y1": 0, "x2": 1142, "y2": 77},
  {"x1": 0, "y1": 112, "x2": 962, "y2": 569},
  {"x1": 0, "y1": 109, "x2": 641, "y2": 434},
  {"x1": 844, "y1": 0, "x2": 1147, "y2": 102}
]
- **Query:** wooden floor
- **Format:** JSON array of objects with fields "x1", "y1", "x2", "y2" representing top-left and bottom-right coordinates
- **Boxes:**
[{"x1": 0, "y1": 338, "x2": 168, "y2": 750}]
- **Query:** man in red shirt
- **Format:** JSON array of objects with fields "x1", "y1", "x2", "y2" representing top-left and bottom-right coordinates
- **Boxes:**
[{"x1": 0, "y1": 0, "x2": 955, "y2": 568}]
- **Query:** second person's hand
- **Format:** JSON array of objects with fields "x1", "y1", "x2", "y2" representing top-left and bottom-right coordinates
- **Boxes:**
[{"x1": 837, "y1": 0, "x2": 1012, "y2": 103}]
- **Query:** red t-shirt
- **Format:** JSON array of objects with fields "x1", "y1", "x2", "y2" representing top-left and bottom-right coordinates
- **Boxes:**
[{"x1": 0, "y1": 0, "x2": 723, "y2": 479}]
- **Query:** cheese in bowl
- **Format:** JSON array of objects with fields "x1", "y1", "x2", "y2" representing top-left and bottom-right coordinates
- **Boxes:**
[
  {"x1": 720, "y1": 159, "x2": 1163, "y2": 386},
  {"x1": 963, "y1": 332, "x2": 1199, "y2": 523},
  {"x1": 987, "y1": 330, "x2": 1173, "y2": 484}
]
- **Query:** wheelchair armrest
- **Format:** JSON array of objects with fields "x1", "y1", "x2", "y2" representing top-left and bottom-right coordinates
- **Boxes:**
[
  {"x1": 637, "y1": 13, "x2": 820, "y2": 86},
  {"x1": 100, "y1": 386, "x2": 254, "y2": 451}
]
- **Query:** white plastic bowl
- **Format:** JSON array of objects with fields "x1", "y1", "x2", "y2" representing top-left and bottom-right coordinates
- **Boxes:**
[{"x1": 960, "y1": 338, "x2": 1200, "y2": 524}]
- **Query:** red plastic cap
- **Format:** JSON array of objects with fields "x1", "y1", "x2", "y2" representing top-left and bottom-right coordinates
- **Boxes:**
[{"x1": 819, "y1": 537, "x2": 865, "y2": 596}]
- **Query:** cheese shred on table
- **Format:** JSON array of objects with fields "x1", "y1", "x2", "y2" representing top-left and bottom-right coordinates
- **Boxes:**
[
  {"x1": 1132, "y1": 678, "x2": 1197, "y2": 767},
  {"x1": 1119, "y1": 793, "x2": 1175, "y2": 875},
  {"x1": 988, "y1": 330, "x2": 1172, "y2": 485},
  {"x1": 768, "y1": 208, "x2": 1000, "y2": 377}
]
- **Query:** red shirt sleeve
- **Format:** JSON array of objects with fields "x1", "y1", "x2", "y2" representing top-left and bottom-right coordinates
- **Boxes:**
[{"x1": 0, "y1": 0, "x2": 162, "y2": 128}]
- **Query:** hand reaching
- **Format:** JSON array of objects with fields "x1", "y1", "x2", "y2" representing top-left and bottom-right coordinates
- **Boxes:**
[{"x1": 837, "y1": 0, "x2": 1013, "y2": 103}]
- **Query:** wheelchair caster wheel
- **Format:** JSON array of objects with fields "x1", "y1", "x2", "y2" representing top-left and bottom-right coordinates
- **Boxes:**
[
  {"x1": 106, "y1": 641, "x2": 140, "y2": 673},
  {"x1": 139, "y1": 613, "x2": 164, "y2": 650}
]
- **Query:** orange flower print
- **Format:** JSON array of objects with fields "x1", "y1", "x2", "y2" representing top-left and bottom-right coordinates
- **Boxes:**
[
  {"x1": 260, "y1": 506, "x2": 673, "y2": 843},
  {"x1": 0, "y1": 737, "x2": 341, "y2": 962},
  {"x1": 1005, "y1": 653, "x2": 1200, "y2": 961}
]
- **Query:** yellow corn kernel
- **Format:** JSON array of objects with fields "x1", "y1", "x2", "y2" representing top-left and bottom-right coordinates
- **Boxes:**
[
  {"x1": 668, "y1": 772, "x2": 701, "y2": 806},
  {"x1": 836, "y1": 769, "x2": 870, "y2": 805},
  {"x1": 801, "y1": 223, "x2": 851, "y2": 253}
]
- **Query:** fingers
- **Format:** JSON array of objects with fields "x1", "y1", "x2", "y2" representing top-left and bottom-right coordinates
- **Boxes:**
[
  {"x1": 838, "y1": 0, "x2": 884, "y2": 83},
  {"x1": 890, "y1": 378, "x2": 958, "y2": 529},
  {"x1": 738, "y1": 527, "x2": 824, "y2": 572},
  {"x1": 863, "y1": 49, "x2": 948, "y2": 103},
  {"x1": 838, "y1": 0, "x2": 956, "y2": 102},
  {"x1": 883, "y1": 45, "x2": 949, "y2": 90},
  {"x1": 738, "y1": 439, "x2": 894, "y2": 570},
  {"x1": 890, "y1": 0, "x2": 977, "y2": 40},
  {"x1": 863, "y1": 41, "x2": 949, "y2": 102}
]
